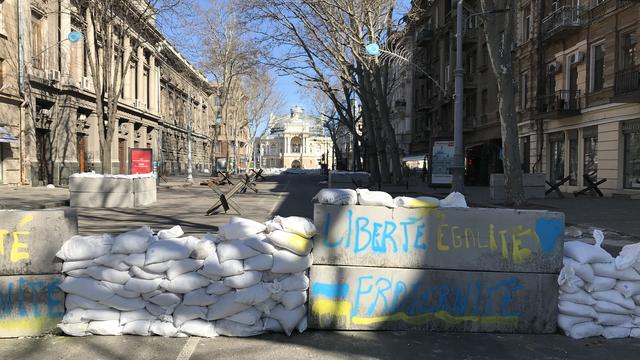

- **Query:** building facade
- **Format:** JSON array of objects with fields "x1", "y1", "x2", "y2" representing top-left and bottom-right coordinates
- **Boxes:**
[
  {"x1": 514, "y1": 0, "x2": 640, "y2": 196},
  {"x1": 256, "y1": 106, "x2": 334, "y2": 170},
  {"x1": 0, "y1": 0, "x2": 242, "y2": 186}
]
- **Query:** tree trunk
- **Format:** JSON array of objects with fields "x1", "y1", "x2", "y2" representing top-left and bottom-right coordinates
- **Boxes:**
[
  {"x1": 373, "y1": 68, "x2": 403, "y2": 184},
  {"x1": 361, "y1": 111, "x2": 381, "y2": 185}
]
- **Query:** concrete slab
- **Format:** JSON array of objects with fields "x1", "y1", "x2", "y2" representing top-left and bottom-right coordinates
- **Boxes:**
[
  {"x1": 134, "y1": 190, "x2": 157, "y2": 207},
  {"x1": 313, "y1": 204, "x2": 564, "y2": 273},
  {"x1": 133, "y1": 177, "x2": 157, "y2": 193},
  {"x1": 308, "y1": 265, "x2": 558, "y2": 333},
  {"x1": 69, "y1": 177, "x2": 134, "y2": 193},
  {"x1": 0, "y1": 274, "x2": 65, "y2": 338},
  {"x1": 0, "y1": 209, "x2": 77, "y2": 275},
  {"x1": 70, "y1": 191, "x2": 135, "y2": 208}
]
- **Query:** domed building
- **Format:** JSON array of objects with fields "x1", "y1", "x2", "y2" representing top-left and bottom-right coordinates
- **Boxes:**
[{"x1": 255, "y1": 106, "x2": 334, "y2": 169}]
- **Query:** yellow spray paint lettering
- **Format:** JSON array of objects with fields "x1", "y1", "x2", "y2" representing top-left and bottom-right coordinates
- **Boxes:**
[{"x1": 1, "y1": 214, "x2": 33, "y2": 263}]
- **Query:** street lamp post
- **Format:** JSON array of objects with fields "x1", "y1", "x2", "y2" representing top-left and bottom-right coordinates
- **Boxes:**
[
  {"x1": 186, "y1": 92, "x2": 193, "y2": 183},
  {"x1": 451, "y1": 0, "x2": 465, "y2": 193}
]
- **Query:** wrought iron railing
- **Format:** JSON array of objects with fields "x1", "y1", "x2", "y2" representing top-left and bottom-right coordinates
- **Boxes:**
[
  {"x1": 542, "y1": 6, "x2": 584, "y2": 36},
  {"x1": 538, "y1": 90, "x2": 581, "y2": 114},
  {"x1": 615, "y1": 65, "x2": 640, "y2": 95}
]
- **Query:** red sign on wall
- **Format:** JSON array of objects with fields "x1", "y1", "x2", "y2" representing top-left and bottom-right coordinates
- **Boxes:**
[{"x1": 129, "y1": 148, "x2": 153, "y2": 174}]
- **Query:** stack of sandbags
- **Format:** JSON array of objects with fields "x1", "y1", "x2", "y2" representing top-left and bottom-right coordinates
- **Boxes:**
[
  {"x1": 56, "y1": 216, "x2": 315, "y2": 338},
  {"x1": 313, "y1": 188, "x2": 467, "y2": 208},
  {"x1": 558, "y1": 229, "x2": 640, "y2": 339}
]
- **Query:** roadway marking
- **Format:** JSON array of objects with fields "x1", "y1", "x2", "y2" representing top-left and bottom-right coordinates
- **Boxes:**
[
  {"x1": 176, "y1": 337, "x2": 200, "y2": 360},
  {"x1": 269, "y1": 177, "x2": 291, "y2": 217}
]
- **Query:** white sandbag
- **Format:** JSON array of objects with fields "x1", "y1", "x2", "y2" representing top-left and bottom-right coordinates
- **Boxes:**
[
  {"x1": 180, "y1": 319, "x2": 218, "y2": 337},
  {"x1": 200, "y1": 252, "x2": 244, "y2": 278},
  {"x1": 356, "y1": 188, "x2": 395, "y2": 208},
  {"x1": 603, "y1": 326, "x2": 631, "y2": 339},
  {"x1": 265, "y1": 219, "x2": 284, "y2": 233},
  {"x1": 86, "y1": 266, "x2": 131, "y2": 285},
  {"x1": 591, "y1": 290, "x2": 636, "y2": 309},
  {"x1": 596, "y1": 313, "x2": 633, "y2": 326},
  {"x1": 99, "y1": 294, "x2": 146, "y2": 311},
  {"x1": 592, "y1": 262, "x2": 640, "y2": 281},
  {"x1": 244, "y1": 254, "x2": 273, "y2": 271},
  {"x1": 217, "y1": 240, "x2": 261, "y2": 262},
  {"x1": 59, "y1": 277, "x2": 114, "y2": 301},
  {"x1": 267, "y1": 230, "x2": 313, "y2": 256},
  {"x1": 557, "y1": 301, "x2": 597, "y2": 318},
  {"x1": 394, "y1": 196, "x2": 439, "y2": 208},
  {"x1": 563, "y1": 241, "x2": 613, "y2": 264},
  {"x1": 142, "y1": 290, "x2": 163, "y2": 300},
  {"x1": 280, "y1": 291, "x2": 308, "y2": 310},
  {"x1": 182, "y1": 288, "x2": 218, "y2": 307},
  {"x1": 122, "y1": 320, "x2": 151, "y2": 336},
  {"x1": 206, "y1": 281, "x2": 232, "y2": 296},
  {"x1": 100, "y1": 281, "x2": 139, "y2": 300},
  {"x1": 119, "y1": 309, "x2": 156, "y2": 325},
  {"x1": 56, "y1": 234, "x2": 113, "y2": 261},
  {"x1": 87, "y1": 320, "x2": 123, "y2": 336},
  {"x1": 145, "y1": 303, "x2": 168, "y2": 317},
  {"x1": 615, "y1": 281, "x2": 640, "y2": 298},
  {"x1": 270, "y1": 304, "x2": 306, "y2": 336},
  {"x1": 124, "y1": 253, "x2": 146, "y2": 268},
  {"x1": 157, "y1": 225, "x2": 183, "y2": 240},
  {"x1": 262, "y1": 318, "x2": 283, "y2": 332},
  {"x1": 111, "y1": 226, "x2": 154, "y2": 254},
  {"x1": 226, "y1": 307, "x2": 262, "y2": 326},
  {"x1": 58, "y1": 322, "x2": 90, "y2": 337},
  {"x1": 166, "y1": 259, "x2": 204, "y2": 280},
  {"x1": 255, "y1": 299, "x2": 278, "y2": 315},
  {"x1": 192, "y1": 239, "x2": 217, "y2": 260},
  {"x1": 62, "y1": 308, "x2": 87, "y2": 323},
  {"x1": 207, "y1": 293, "x2": 251, "y2": 320},
  {"x1": 271, "y1": 250, "x2": 313, "y2": 273},
  {"x1": 161, "y1": 272, "x2": 210, "y2": 293},
  {"x1": 297, "y1": 317, "x2": 307, "y2": 333},
  {"x1": 243, "y1": 234, "x2": 277, "y2": 255},
  {"x1": 312, "y1": 188, "x2": 357, "y2": 205},
  {"x1": 272, "y1": 216, "x2": 317, "y2": 238},
  {"x1": 82, "y1": 308, "x2": 121, "y2": 321},
  {"x1": 66, "y1": 269, "x2": 90, "y2": 277},
  {"x1": 145, "y1": 240, "x2": 192, "y2": 265},
  {"x1": 94, "y1": 254, "x2": 130, "y2": 271},
  {"x1": 632, "y1": 295, "x2": 640, "y2": 306},
  {"x1": 439, "y1": 192, "x2": 468, "y2": 208},
  {"x1": 220, "y1": 218, "x2": 266, "y2": 240},
  {"x1": 558, "y1": 266, "x2": 584, "y2": 294},
  {"x1": 62, "y1": 260, "x2": 94, "y2": 273},
  {"x1": 129, "y1": 266, "x2": 164, "y2": 280},
  {"x1": 173, "y1": 304, "x2": 208, "y2": 327},
  {"x1": 124, "y1": 277, "x2": 162, "y2": 294},
  {"x1": 557, "y1": 314, "x2": 592, "y2": 333},
  {"x1": 631, "y1": 328, "x2": 640, "y2": 338},
  {"x1": 65, "y1": 294, "x2": 110, "y2": 310},
  {"x1": 563, "y1": 257, "x2": 595, "y2": 283},
  {"x1": 567, "y1": 322, "x2": 603, "y2": 339},
  {"x1": 234, "y1": 284, "x2": 272, "y2": 305},
  {"x1": 143, "y1": 260, "x2": 175, "y2": 274},
  {"x1": 279, "y1": 273, "x2": 310, "y2": 291},
  {"x1": 215, "y1": 319, "x2": 265, "y2": 337},
  {"x1": 558, "y1": 289, "x2": 596, "y2": 305},
  {"x1": 585, "y1": 276, "x2": 616, "y2": 292},
  {"x1": 148, "y1": 292, "x2": 181, "y2": 308},
  {"x1": 262, "y1": 272, "x2": 289, "y2": 282},
  {"x1": 150, "y1": 320, "x2": 181, "y2": 337},
  {"x1": 615, "y1": 243, "x2": 640, "y2": 270},
  {"x1": 593, "y1": 300, "x2": 634, "y2": 315},
  {"x1": 223, "y1": 271, "x2": 263, "y2": 289}
]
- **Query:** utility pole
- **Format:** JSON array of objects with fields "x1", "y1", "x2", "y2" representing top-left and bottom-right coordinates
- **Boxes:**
[
  {"x1": 451, "y1": 0, "x2": 465, "y2": 193},
  {"x1": 187, "y1": 90, "x2": 193, "y2": 183}
]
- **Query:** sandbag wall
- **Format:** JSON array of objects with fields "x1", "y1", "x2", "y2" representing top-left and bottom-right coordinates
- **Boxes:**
[
  {"x1": 56, "y1": 216, "x2": 314, "y2": 337},
  {"x1": 558, "y1": 230, "x2": 640, "y2": 339},
  {"x1": 309, "y1": 190, "x2": 565, "y2": 333},
  {"x1": 0, "y1": 209, "x2": 78, "y2": 337}
]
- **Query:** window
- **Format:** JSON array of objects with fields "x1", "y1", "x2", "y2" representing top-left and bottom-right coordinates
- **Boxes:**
[
  {"x1": 549, "y1": 132, "x2": 565, "y2": 182},
  {"x1": 31, "y1": 12, "x2": 44, "y2": 69},
  {"x1": 591, "y1": 43, "x2": 605, "y2": 92},
  {"x1": 522, "y1": 5, "x2": 531, "y2": 42},
  {"x1": 0, "y1": 0, "x2": 5, "y2": 35},
  {"x1": 568, "y1": 130, "x2": 578, "y2": 186},
  {"x1": 521, "y1": 136, "x2": 530, "y2": 173},
  {"x1": 620, "y1": 32, "x2": 637, "y2": 70},
  {"x1": 481, "y1": 89, "x2": 488, "y2": 115},
  {"x1": 623, "y1": 121, "x2": 640, "y2": 188},
  {"x1": 520, "y1": 72, "x2": 529, "y2": 111},
  {"x1": 0, "y1": 58, "x2": 4, "y2": 89},
  {"x1": 583, "y1": 126, "x2": 598, "y2": 177},
  {"x1": 481, "y1": 43, "x2": 489, "y2": 68}
]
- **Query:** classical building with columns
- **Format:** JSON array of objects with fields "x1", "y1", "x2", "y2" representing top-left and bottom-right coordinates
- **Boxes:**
[
  {"x1": 256, "y1": 106, "x2": 334, "y2": 170},
  {"x1": 0, "y1": 0, "x2": 225, "y2": 185}
]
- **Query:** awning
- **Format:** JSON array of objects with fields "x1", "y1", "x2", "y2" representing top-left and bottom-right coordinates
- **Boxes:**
[
  {"x1": 402, "y1": 154, "x2": 428, "y2": 162},
  {"x1": 0, "y1": 127, "x2": 18, "y2": 144}
]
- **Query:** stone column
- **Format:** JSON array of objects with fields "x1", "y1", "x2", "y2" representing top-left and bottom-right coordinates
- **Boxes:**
[
  {"x1": 136, "y1": 47, "x2": 144, "y2": 103},
  {"x1": 149, "y1": 54, "x2": 156, "y2": 112},
  {"x1": 123, "y1": 36, "x2": 131, "y2": 99},
  {"x1": 60, "y1": 0, "x2": 72, "y2": 81}
]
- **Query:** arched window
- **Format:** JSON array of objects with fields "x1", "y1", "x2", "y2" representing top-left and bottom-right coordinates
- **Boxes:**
[{"x1": 291, "y1": 136, "x2": 302, "y2": 153}]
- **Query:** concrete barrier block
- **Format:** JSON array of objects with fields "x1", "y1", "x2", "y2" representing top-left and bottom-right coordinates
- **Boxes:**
[
  {"x1": 0, "y1": 209, "x2": 77, "y2": 275},
  {"x1": 69, "y1": 177, "x2": 133, "y2": 193},
  {"x1": 328, "y1": 171, "x2": 370, "y2": 188},
  {"x1": 0, "y1": 274, "x2": 65, "y2": 338},
  {"x1": 313, "y1": 204, "x2": 564, "y2": 273},
  {"x1": 70, "y1": 191, "x2": 135, "y2": 208},
  {"x1": 308, "y1": 265, "x2": 558, "y2": 333},
  {"x1": 133, "y1": 177, "x2": 156, "y2": 193},
  {"x1": 134, "y1": 190, "x2": 157, "y2": 207}
]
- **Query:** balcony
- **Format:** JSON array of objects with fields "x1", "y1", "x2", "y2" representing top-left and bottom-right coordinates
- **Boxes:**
[
  {"x1": 613, "y1": 65, "x2": 640, "y2": 102},
  {"x1": 538, "y1": 90, "x2": 581, "y2": 118},
  {"x1": 542, "y1": 6, "x2": 584, "y2": 41}
]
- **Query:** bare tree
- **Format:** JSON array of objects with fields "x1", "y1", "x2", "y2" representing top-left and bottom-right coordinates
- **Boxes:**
[
  {"x1": 480, "y1": 0, "x2": 525, "y2": 206},
  {"x1": 71, "y1": 0, "x2": 190, "y2": 174}
]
